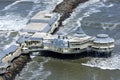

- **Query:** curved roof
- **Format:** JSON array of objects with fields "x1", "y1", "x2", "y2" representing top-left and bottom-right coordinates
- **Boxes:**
[
  {"x1": 97, "y1": 34, "x2": 108, "y2": 38},
  {"x1": 93, "y1": 34, "x2": 114, "y2": 43},
  {"x1": 73, "y1": 33, "x2": 87, "y2": 37}
]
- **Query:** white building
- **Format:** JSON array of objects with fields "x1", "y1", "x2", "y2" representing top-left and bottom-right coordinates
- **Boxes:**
[
  {"x1": 44, "y1": 33, "x2": 93, "y2": 54},
  {"x1": 19, "y1": 11, "x2": 61, "y2": 35},
  {"x1": 92, "y1": 34, "x2": 115, "y2": 56}
]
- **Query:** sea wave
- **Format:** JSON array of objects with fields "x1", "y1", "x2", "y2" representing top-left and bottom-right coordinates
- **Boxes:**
[
  {"x1": 0, "y1": 14, "x2": 28, "y2": 31},
  {"x1": 82, "y1": 54, "x2": 120, "y2": 70},
  {"x1": 58, "y1": 0, "x2": 102, "y2": 35},
  {"x1": 16, "y1": 57, "x2": 51, "y2": 80}
]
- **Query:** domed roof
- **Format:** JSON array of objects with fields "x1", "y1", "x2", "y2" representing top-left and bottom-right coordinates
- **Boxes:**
[
  {"x1": 97, "y1": 34, "x2": 108, "y2": 38},
  {"x1": 93, "y1": 34, "x2": 114, "y2": 43}
]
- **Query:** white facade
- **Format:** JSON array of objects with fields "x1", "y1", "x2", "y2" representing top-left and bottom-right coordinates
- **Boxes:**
[
  {"x1": 43, "y1": 33, "x2": 93, "y2": 54},
  {"x1": 92, "y1": 34, "x2": 115, "y2": 53}
]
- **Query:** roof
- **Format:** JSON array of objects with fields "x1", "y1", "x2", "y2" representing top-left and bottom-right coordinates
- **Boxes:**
[
  {"x1": 43, "y1": 34, "x2": 58, "y2": 40},
  {"x1": 44, "y1": 39, "x2": 68, "y2": 48},
  {"x1": 67, "y1": 33, "x2": 92, "y2": 42},
  {"x1": 32, "y1": 32, "x2": 47, "y2": 38},
  {"x1": 17, "y1": 33, "x2": 48, "y2": 43},
  {"x1": 29, "y1": 32, "x2": 47, "y2": 41},
  {"x1": 30, "y1": 19, "x2": 49, "y2": 23},
  {"x1": 48, "y1": 14, "x2": 59, "y2": 25},
  {"x1": 72, "y1": 33, "x2": 87, "y2": 37},
  {"x1": 29, "y1": 37, "x2": 42, "y2": 41},
  {"x1": 94, "y1": 34, "x2": 115, "y2": 43},
  {"x1": 21, "y1": 23, "x2": 50, "y2": 33},
  {"x1": 65, "y1": 27, "x2": 92, "y2": 42},
  {"x1": 21, "y1": 11, "x2": 60, "y2": 33},
  {"x1": 16, "y1": 35, "x2": 30, "y2": 43},
  {"x1": 97, "y1": 34, "x2": 109, "y2": 38},
  {"x1": 93, "y1": 37, "x2": 114, "y2": 43},
  {"x1": 31, "y1": 11, "x2": 52, "y2": 21},
  {"x1": 30, "y1": 11, "x2": 60, "y2": 25},
  {"x1": 0, "y1": 45, "x2": 19, "y2": 60}
]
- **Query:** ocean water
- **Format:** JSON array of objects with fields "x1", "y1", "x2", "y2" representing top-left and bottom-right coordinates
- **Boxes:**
[{"x1": 0, "y1": 0, "x2": 120, "y2": 80}]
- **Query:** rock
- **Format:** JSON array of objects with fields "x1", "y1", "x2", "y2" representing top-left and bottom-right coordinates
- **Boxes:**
[
  {"x1": 0, "y1": 54, "x2": 31, "y2": 80},
  {"x1": 4, "y1": 72, "x2": 13, "y2": 80},
  {"x1": 0, "y1": 75, "x2": 6, "y2": 80},
  {"x1": 53, "y1": 0, "x2": 89, "y2": 24},
  {"x1": 0, "y1": 76, "x2": 4, "y2": 80}
]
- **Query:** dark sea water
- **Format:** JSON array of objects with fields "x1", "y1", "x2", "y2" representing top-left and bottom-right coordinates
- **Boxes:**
[{"x1": 0, "y1": 0, "x2": 120, "y2": 80}]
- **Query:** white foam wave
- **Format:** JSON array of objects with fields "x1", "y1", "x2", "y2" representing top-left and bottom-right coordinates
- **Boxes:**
[
  {"x1": 107, "y1": 3, "x2": 114, "y2": 7},
  {"x1": 3, "y1": 41, "x2": 16, "y2": 50},
  {"x1": 0, "y1": 0, "x2": 64, "y2": 31},
  {"x1": 2, "y1": 0, "x2": 43, "y2": 11},
  {"x1": 101, "y1": 23, "x2": 120, "y2": 30},
  {"x1": 59, "y1": 0, "x2": 102, "y2": 35},
  {"x1": 2, "y1": 1, "x2": 22, "y2": 11},
  {"x1": 16, "y1": 58, "x2": 51, "y2": 80},
  {"x1": 30, "y1": 58, "x2": 51, "y2": 80},
  {"x1": 2, "y1": 0, "x2": 44, "y2": 11},
  {"x1": 0, "y1": 31, "x2": 14, "y2": 51},
  {"x1": 27, "y1": 0, "x2": 63, "y2": 18},
  {"x1": 26, "y1": 4, "x2": 42, "y2": 18},
  {"x1": 115, "y1": 39, "x2": 120, "y2": 45},
  {"x1": 59, "y1": 0, "x2": 116, "y2": 36},
  {"x1": 2, "y1": 32, "x2": 18, "y2": 50},
  {"x1": 0, "y1": 14, "x2": 28, "y2": 31},
  {"x1": 46, "y1": 0, "x2": 63, "y2": 11},
  {"x1": 63, "y1": 0, "x2": 104, "y2": 25},
  {"x1": 82, "y1": 54, "x2": 120, "y2": 70},
  {"x1": 56, "y1": 0, "x2": 63, "y2": 4}
]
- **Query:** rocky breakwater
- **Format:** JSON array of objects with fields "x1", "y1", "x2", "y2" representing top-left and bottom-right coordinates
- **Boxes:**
[
  {"x1": 0, "y1": 54, "x2": 31, "y2": 80},
  {"x1": 53, "y1": 0, "x2": 89, "y2": 25}
]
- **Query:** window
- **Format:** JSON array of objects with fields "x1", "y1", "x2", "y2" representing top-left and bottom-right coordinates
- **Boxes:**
[
  {"x1": 70, "y1": 43, "x2": 81, "y2": 46},
  {"x1": 45, "y1": 15, "x2": 51, "y2": 18},
  {"x1": 74, "y1": 48, "x2": 80, "y2": 50}
]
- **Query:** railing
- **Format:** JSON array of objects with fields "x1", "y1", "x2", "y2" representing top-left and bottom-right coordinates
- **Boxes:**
[
  {"x1": 26, "y1": 44, "x2": 42, "y2": 48},
  {"x1": 21, "y1": 48, "x2": 46, "y2": 54}
]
